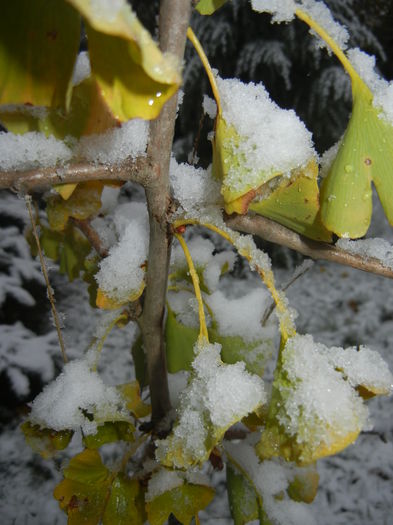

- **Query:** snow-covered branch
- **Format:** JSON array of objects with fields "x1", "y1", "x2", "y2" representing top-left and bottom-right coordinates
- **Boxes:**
[
  {"x1": 0, "y1": 157, "x2": 156, "y2": 194},
  {"x1": 227, "y1": 213, "x2": 393, "y2": 280}
]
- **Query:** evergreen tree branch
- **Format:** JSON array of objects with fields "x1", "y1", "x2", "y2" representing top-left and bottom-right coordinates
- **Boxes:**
[
  {"x1": 140, "y1": 0, "x2": 192, "y2": 429},
  {"x1": 0, "y1": 157, "x2": 155, "y2": 193},
  {"x1": 226, "y1": 213, "x2": 393, "y2": 280}
]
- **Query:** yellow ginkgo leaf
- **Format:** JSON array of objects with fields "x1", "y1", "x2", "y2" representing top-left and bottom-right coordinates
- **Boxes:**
[
  {"x1": 212, "y1": 77, "x2": 316, "y2": 217},
  {"x1": 156, "y1": 340, "x2": 266, "y2": 469},
  {"x1": 249, "y1": 159, "x2": 332, "y2": 242},
  {"x1": 146, "y1": 483, "x2": 214, "y2": 525},
  {"x1": 66, "y1": 0, "x2": 181, "y2": 120},
  {"x1": 257, "y1": 334, "x2": 391, "y2": 465},
  {"x1": 0, "y1": 0, "x2": 80, "y2": 109},
  {"x1": 96, "y1": 281, "x2": 145, "y2": 310},
  {"x1": 46, "y1": 181, "x2": 104, "y2": 231}
]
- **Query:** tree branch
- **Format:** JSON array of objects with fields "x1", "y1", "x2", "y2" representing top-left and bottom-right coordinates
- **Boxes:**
[
  {"x1": 0, "y1": 157, "x2": 155, "y2": 193},
  {"x1": 226, "y1": 213, "x2": 393, "y2": 280},
  {"x1": 141, "y1": 0, "x2": 192, "y2": 428}
]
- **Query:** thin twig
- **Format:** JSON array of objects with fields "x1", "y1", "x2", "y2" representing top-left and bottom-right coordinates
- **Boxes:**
[
  {"x1": 0, "y1": 157, "x2": 154, "y2": 193},
  {"x1": 25, "y1": 196, "x2": 68, "y2": 363},
  {"x1": 226, "y1": 213, "x2": 393, "y2": 280},
  {"x1": 72, "y1": 218, "x2": 109, "y2": 258}
]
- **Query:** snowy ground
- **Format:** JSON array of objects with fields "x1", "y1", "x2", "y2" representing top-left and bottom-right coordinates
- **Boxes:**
[{"x1": 0, "y1": 192, "x2": 392, "y2": 524}]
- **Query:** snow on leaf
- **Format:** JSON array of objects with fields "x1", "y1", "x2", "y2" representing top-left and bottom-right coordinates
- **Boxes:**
[
  {"x1": 257, "y1": 334, "x2": 392, "y2": 465},
  {"x1": 213, "y1": 76, "x2": 316, "y2": 215},
  {"x1": 95, "y1": 202, "x2": 149, "y2": 306},
  {"x1": 146, "y1": 482, "x2": 214, "y2": 525},
  {"x1": 66, "y1": 0, "x2": 181, "y2": 121},
  {"x1": 29, "y1": 359, "x2": 128, "y2": 436},
  {"x1": 156, "y1": 340, "x2": 266, "y2": 469},
  {"x1": 117, "y1": 381, "x2": 151, "y2": 419}
]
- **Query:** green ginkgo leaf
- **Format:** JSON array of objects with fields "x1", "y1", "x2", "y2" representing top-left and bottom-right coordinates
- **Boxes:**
[
  {"x1": 250, "y1": 160, "x2": 332, "y2": 242},
  {"x1": 212, "y1": 77, "x2": 316, "y2": 217},
  {"x1": 54, "y1": 449, "x2": 145, "y2": 524},
  {"x1": 196, "y1": 0, "x2": 229, "y2": 15},
  {"x1": 66, "y1": 0, "x2": 181, "y2": 121},
  {"x1": 227, "y1": 463, "x2": 259, "y2": 525},
  {"x1": 82, "y1": 421, "x2": 135, "y2": 449},
  {"x1": 165, "y1": 305, "x2": 198, "y2": 373},
  {"x1": 21, "y1": 422, "x2": 73, "y2": 459},
  {"x1": 146, "y1": 483, "x2": 214, "y2": 525},
  {"x1": 0, "y1": 0, "x2": 80, "y2": 109},
  {"x1": 102, "y1": 475, "x2": 145, "y2": 525},
  {"x1": 320, "y1": 77, "x2": 393, "y2": 238}
]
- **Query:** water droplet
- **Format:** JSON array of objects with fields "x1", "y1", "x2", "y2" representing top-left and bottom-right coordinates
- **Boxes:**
[
  {"x1": 344, "y1": 203, "x2": 348, "y2": 208},
  {"x1": 156, "y1": 91, "x2": 162, "y2": 98},
  {"x1": 327, "y1": 194, "x2": 336, "y2": 202},
  {"x1": 344, "y1": 164, "x2": 354, "y2": 173},
  {"x1": 148, "y1": 99, "x2": 154, "y2": 106}
]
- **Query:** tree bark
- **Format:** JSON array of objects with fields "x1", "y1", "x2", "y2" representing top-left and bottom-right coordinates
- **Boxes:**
[{"x1": 141, "y1": 0, "x2": 192, "y2": 427}]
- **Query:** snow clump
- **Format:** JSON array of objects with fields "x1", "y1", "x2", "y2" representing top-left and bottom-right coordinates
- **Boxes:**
[
  {"x1": 95, "y1": 202, "x2": 149, "y2": 303},
  {"x1": 336, "y1": 237, "x2": 393, "y2": 271},
  {"x1": 217, "y1": 76, "x2": 315, "y2": 197},
  {"x1": 30, "y1": 359, "x2": 125, "y2": 435}
]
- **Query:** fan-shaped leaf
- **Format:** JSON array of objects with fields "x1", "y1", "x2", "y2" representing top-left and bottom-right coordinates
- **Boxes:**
[
  {"x1": 0, "y1": 0, "x2": 80, "y2": 109},
  {"x1": 21, "y1": 422, "x2": 73, "y2": 459},
  {"x1": 146, "y1": 483, "x2": 214, "y2": 525},
  {"x1": 250, "y1": 160, "x2": 332, "y2": 242},
  {"x1": 66, "y1": 0, "x2": 181, "y2": 120}
]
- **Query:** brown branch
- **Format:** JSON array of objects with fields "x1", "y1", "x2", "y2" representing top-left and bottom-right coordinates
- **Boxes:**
[
  {"x1": 140, "y1": 0, "x2": 192, "y2": 428},
  {"x1": 72, "y1": 218, "x2": 109, "y2": 258},
  {"x1": 226, "y1": 213, "x2": 393, "y2": 280},
  {"x1": 0, "y1": 156, "x2": 155, "y2": 193}
]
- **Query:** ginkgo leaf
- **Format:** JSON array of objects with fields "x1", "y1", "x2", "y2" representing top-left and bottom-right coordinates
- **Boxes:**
[
  {"x1": 287, "y1": 464, "x2": 319, "y2": 504},
  {"x1": 21, "y1": 422, "x2": 73, "y2": 459},
  {"x1": 82, "y1": 421, "x2": 135, "y2": 449},
  {"x1": 250, "y1": 160, "x2": 332, "y2": 242},
  {"x1": 156, "y1": 340, "x2": 266, "y2": 469},
  {"x1": 0, "y1": 76, "x2": 118, "y2": 138},
  {"x1": 66, "y1": 0, "x2": 181, "y2": 121},
  {"x1": 146, "y1": 483, "x2": 214, "y2": 525},
  {"x1": 212, "y1": 77, "x2": 316, "y2": 217},
  {"x1": 0, "y1": 0, "x2": 80, "y2": 109},
  {"x1": 165, "y1": 305, "x2": 272, "y2": 376},
  {"x1": 320, "y1": 77, "x2": 393, "y2": 237},
  {"x1": 46, "y1": 181, "x2": 103, "y2": 231},
  {"x1": 256, "y1": 334, "x2": 391, "y2": 465},
  {"x1": 196, "y1": 0, "x2": 229, "y2": 15},
  {"x1": 165, "y1": 305, "x2": 198, "y2": 373},
  {"x1": 54, "y1": 449, "x2": 145, "y2": 524},
  {"x1": 96, "y1": 280, "x2": 145, "y2": 310},
  {"x1": 117, "y1": 381, "x2": 151, "y2": 419},
  {"x1": 227, "y1": 462, "x2": 259, "y2": 525},
  {"x1": 102, "y1": 475, "x2": 145, "y2": 525}
]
